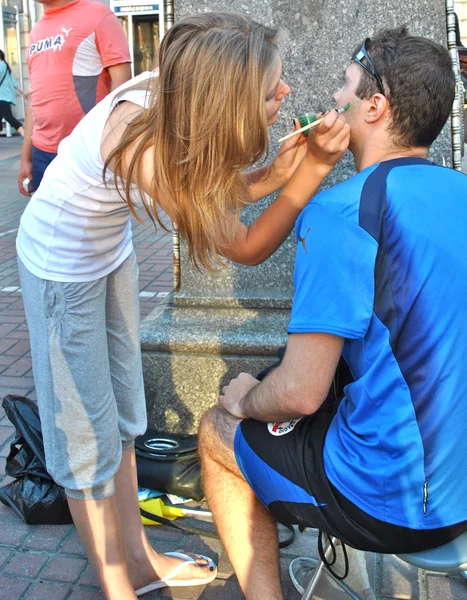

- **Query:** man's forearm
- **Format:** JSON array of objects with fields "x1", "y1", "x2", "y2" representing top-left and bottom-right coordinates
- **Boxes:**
[
  {"x1": 240, "y1": 367, "x2": 306, "y2": 423},
  {"x1": 108, "y1": 62, "x2": 132, "y2": 91},
  {"x1": 21, "y1": 103, "x2": 33, "y2": 163},
  {"x1": 221, "y1": 334, "x2": 343, "y2": 423}
]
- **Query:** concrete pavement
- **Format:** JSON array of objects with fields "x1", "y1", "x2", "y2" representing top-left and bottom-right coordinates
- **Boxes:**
[{"x1": 0, "y1": 134, "x2": 466, "y2": 599}]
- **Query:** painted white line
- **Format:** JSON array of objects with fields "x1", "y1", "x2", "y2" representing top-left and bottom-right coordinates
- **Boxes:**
[
  {"x1": 139, "y1": 291, "x2": 171, "y2": 298},
  {"x1": 0, "y1": 287, "x2": 171, "y2": 298},
  {"x1": 0, "y1": 228, "x2": 18, "y2": 238}
]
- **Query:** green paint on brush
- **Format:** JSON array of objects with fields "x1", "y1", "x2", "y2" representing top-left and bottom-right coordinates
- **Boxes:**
[{"x1": 297, "y1": 102, "x2": 350, "y2": 135}]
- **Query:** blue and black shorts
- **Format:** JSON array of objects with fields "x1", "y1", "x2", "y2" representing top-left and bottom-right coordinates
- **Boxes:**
[{"x1": 234, "y1": 396, "x2": 466, "y2": 554}]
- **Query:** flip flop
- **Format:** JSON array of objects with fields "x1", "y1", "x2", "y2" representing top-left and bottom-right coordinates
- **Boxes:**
[{"x1": 135, "y1": 551, "x2": 217, "y2": 596}]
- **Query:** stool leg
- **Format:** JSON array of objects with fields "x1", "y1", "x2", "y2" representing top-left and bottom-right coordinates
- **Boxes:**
[
  {"x1": 301, "y1": 537, "x2": 365, "y2": 600},
  {"x1": 301, "y1": 545, "x2": 330, "y2": 600}
]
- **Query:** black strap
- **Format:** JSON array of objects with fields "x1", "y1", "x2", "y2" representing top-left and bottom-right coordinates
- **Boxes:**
[
  {"x1": 317, "y1": 531, "x2": 349, "y2": 580},
  {"x1": 140, "y1": 508, "x2": 296, "y2": 548},
  {"x1": 0, "y1": 69, "x2": 8, "y2": 89}
]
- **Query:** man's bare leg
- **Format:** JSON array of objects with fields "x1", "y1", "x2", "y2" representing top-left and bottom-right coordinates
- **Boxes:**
[{"x1": 199, "y1": 406, "x2": 284, "y2": 600}]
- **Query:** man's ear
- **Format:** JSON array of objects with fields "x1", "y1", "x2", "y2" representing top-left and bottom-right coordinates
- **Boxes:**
[{"x1": 364, "y1": 93, "x2": 389, "y2": 124}]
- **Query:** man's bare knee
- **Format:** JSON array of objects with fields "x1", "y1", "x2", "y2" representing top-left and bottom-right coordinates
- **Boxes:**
[{"x1": 199, "y1": 405, "x2": 242, "y2": 474}]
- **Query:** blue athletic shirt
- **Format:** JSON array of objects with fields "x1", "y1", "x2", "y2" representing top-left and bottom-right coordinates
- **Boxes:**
[{"x1": 288, "y1": 157, "x2": 467, "y2": 530}]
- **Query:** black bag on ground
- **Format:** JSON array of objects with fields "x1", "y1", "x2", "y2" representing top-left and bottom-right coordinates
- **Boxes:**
[
  {"x1": 0, "y1": 395, "x2": 72, "y2": 525},
  {"x1": 135, "y1": 430, "x2": 203, "y2": 501}
]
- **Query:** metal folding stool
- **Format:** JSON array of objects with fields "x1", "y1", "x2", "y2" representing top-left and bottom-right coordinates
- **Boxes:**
[{"x1": 292, "y1": 532, "x2": 467, "y2": 599}]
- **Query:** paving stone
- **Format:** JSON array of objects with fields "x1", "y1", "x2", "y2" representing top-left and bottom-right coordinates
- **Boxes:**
[
  {"x1": 0, "y1": 474, "x2": 14, "y2": 485},
  {"x1": 3, "y1": 551, "x2": 49, "y2": 578},
  {"x1": 0, "y1": 499, "x2": 18, "y2": 520},
  {"x1": 280, "y1": 556, "x2": 295, "y2": 589},
  {"x1": 143, "y1": 537, "x2": 178, "y2": 555},
  {"x1": 23, "y1": 525, "x2": 72, "y2": 552},
  {"x1": 4, "y1": 331, "x2": 31, "y2": 340},
  {"x1": 2, "y1": 357, "x2": 33, "y2": 378},
  {"x1": 0, "y1": 520, "x2": 30, "y2": 546},
  {"x1": 426, "y1": 573, "x2": 467, "y2": 600},
  {"x1": 0, "y1": 323, "x2": 20, "y2": 338},
  {"x1": 0, "y1": 575, "x2": 30, "y2": 599},
  {"x1": 0, "y1": 339, "x2": 17, "y2": 354},
  {"x1": 22, "y1": 581, "x2": 71, "y2": 600},
  {"x1": 197, "y1": 577, "x2": 243, "y2": 599},
  {"x1": 79, "y1": 564, "x2": 99, "y2": 588},
  {"x1": 0, "y1": 375, "x2": 35, "y2": 389},
  {"x1": 40, "y1": 555, "x2": 86, "y2": 583},
  {"x1": 0, "y1": 546, "x2": 13, "y2": 569},
  {"x1": 0, "y1": 442, "x2": 13, "y2": 457},
  {"x1": 287, "y1": 587, "x2": 302, "y2": 599},
  {"x1": 377, "y1": 553, "x2": 420, "y2": 599},
  {"x1": 216, "y1": 550, "x2": 234, "y2": 580},
  {"x1": 5, "y1": 340, "x2": 31, "y2": 357},
  {"x1": 67, "y1": 588, "x2": 104, "y2": 600},
  {"x1": 180, "y1": 535, "x2": 220, "y2": 564},
  {"x1": 0, "y1": 426, "x2": 13, "y2": 447},
  {"x1": 145, "y1": 524, "x2": 184, "y2": 544},
  {"x1": 280, "y1": 526, "x2": 318, "y2": 559},
  {"x1": 0, "y1": 356, "x2": 18, "y2": 369},
  {"x1": 59, "y1": 529, "x2": 86, "y2": 556}
]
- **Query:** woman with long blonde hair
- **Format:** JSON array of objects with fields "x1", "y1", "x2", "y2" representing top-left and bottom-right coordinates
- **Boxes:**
[{"x1": 16, "y1": 11, "x2": 349, "y2": 600}]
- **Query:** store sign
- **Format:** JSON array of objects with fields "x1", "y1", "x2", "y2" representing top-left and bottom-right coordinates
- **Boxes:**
[{"x1": 114, "y1": 4, "x2": 159, "y2": 12}]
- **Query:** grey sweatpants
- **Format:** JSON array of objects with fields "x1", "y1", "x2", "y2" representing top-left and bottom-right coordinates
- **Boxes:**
[{"x1": 19, "y1": 252, "x2": 147, "y2": 500}]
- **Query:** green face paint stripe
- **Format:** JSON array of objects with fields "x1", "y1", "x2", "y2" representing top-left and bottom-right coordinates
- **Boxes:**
[{"x1": 297, "y1": 102, "x2": 350, "y2": 136}]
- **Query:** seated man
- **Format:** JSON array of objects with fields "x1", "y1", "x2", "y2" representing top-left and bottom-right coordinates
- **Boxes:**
[{"x1": 198, "y1": 26, "x2": 467, "y2": 600}]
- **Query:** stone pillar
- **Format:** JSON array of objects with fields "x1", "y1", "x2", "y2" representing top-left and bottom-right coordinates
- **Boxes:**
[{"x1": 141, "y1": 0, "x2": 453, "y2": 434}]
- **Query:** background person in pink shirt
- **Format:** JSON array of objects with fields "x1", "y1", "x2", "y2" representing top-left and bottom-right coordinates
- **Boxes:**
[{"x1": 18, "y1": 0, "x2": 131, "y2": 196}]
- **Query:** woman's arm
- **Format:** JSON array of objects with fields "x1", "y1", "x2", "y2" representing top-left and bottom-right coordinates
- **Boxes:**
[
  {"x1": 222, "y1": 110, "x2": 350, "y2": 265},
  {"x1": 101, "y1": 103, "x2": 349, "y2": 267},
  {"x1": 15, "y1": 86, "x2": 29, "y2": 100}
]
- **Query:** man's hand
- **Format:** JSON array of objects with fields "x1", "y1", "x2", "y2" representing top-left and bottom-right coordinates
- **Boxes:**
[
  {"x1": 219, "y1": 373, "x2": 261, "y2": 419},
  {"x1": 18, "y1": 160, "x2": 33, "y2": 196}
]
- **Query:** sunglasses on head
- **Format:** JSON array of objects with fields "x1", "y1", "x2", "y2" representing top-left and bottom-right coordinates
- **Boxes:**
[{"x1": 353, "y1": 38, "x2": 385, "y2": 96}]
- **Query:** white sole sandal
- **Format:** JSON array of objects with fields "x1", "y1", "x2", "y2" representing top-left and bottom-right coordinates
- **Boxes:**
[{"x1": 135, "y1": 551, "x2": 217, "y2": 596}]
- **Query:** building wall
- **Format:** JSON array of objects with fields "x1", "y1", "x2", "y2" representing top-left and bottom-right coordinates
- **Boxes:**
[{"x1": 457, "y1": 0, "x2": 467, "y2": 43}]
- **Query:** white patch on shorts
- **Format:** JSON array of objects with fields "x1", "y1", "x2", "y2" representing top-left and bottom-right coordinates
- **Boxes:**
[{"x1": 267, "y1": 418, "x2": 303, "y2": 436}]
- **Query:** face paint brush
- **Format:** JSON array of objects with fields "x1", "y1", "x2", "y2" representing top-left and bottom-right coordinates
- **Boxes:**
[{"x1": 278, "y1": 102, "x2": 350, "y2": 143}]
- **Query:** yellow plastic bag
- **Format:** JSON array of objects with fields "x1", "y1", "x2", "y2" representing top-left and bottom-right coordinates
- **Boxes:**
[{"x1": 139, "y1": 497, "x2": 184, "y2": 526}]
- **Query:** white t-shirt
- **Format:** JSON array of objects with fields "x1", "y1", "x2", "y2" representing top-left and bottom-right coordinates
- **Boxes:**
[{"x1": 17, "y1": 71, "x2": 155, "y2": 282}]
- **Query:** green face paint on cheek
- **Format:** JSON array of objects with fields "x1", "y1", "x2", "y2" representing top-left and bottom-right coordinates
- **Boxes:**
[{"x1": 296, "y1": 102, "x2": 350, "y2": 136}]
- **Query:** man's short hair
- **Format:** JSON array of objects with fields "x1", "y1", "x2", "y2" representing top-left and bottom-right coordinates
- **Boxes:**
[{"x1": 353, "y1": 26, "x2": 455, "y2": 148}]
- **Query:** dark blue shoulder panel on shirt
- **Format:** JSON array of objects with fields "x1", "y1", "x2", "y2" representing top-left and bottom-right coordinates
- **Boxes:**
[
  {"x1": 359, "y1": 157, "x2": 432, "y2": 241},
  {"x1": 358, "y1": 157, "x2": 433, "y2": 349}
]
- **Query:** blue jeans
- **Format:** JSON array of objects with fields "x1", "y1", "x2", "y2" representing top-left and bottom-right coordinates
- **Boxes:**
[{"x1": 32, "y1": 145, "x2": 57, "y2": 191}]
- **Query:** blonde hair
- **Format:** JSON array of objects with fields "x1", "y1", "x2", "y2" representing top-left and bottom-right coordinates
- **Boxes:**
[{"x1": 104, "y1": 11, "x2": 279, "y2": 270}]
